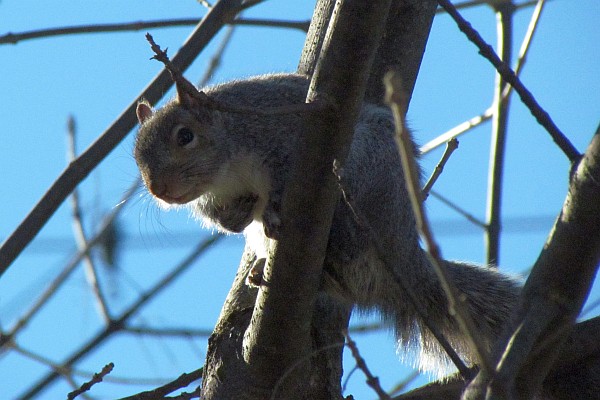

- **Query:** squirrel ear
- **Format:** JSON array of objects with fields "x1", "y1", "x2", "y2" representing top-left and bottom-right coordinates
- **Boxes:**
[{"x1": 136, "y1": 102, "x2": 154, "y2": 124}]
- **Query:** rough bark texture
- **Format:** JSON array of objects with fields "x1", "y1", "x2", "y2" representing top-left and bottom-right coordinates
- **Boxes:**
[
  {"x1": 365, "y1": 0, "x2": 437, "y2": 106},
  {"x1": 201, "y1": 1, "x2": 438, "y2": 399}
]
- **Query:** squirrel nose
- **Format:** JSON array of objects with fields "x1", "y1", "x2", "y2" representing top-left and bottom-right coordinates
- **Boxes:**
[{"x1": 149, "y1": 181, "x2": 168, "y2": 199}]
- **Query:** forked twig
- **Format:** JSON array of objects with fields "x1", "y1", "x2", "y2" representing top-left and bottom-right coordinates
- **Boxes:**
[
  {"x1": 343, "y1": 330, "x2": 391, "y2": 400},
  {"x1": 422, "y1": 0, "x2": 548, "y2": 155}
]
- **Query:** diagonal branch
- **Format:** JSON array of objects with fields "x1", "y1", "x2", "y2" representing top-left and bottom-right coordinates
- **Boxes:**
[
  {"x1": 437, "y1": 0, "x2": 580, "y2": 163},
  {"x1": 464, "y1": 123, "x2": 600, "y2": 399}
]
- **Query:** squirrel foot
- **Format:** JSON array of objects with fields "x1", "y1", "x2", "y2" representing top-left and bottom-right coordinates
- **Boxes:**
[
  {"x1": 263, "y1": 211, "x2": 281, "y2": 240},
  {"x1": 246, "y1": 258, "x2": 266, "y2": 287}
]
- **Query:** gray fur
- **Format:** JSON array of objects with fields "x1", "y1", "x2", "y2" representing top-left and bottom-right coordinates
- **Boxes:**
[{"x1": 134, "y1": 73, "x2": 521, "y2": 375}]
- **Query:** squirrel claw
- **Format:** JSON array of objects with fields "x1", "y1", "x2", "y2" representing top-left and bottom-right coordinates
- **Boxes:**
[
  {"x1": 246, "y1": 258, "x2": 266, "y2": 287},
  {"x1": 263, "y1": 214, "x2": 281, "y2": 240}
]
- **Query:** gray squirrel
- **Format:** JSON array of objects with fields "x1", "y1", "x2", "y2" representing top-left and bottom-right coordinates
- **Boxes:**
[{"x1": 134, "y1": 72, "x2": 520, "y2": 374}]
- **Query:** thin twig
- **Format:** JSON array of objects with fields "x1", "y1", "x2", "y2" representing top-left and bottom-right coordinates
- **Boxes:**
[
  {"x1": 125, "y1": 325, "x2": 213, "y2": 338},
  {"x1": 485, "y1": 2, "x2": 514, "y2": 266},
  {"x1": 384, "y1": 70, "x2": 494, "y2": 376},
  {"x1": 343, "y1": 330, "x2": 391, "y2": 400},
  {"x1": 334, "y1": 162, "x2": 471, "y2": 377},
  {"x1": 429, "y1": 191, "x2": 487, "y2": 229},
  {"x1": 67, "y1": 363, "x2": 114, "y2": 400},
  {"x1": 436, "y1": 0, "x2": 553, "y2": 13},
  {"x1": 437, "y1": 0, "x2": 580, "y2": 163},
  {"x1": 117, "y1": 368, "x2": 202, "y2": 400},
  {"x1": 0, "y1": 18, "x2": 309, "y2": 45},
  {"x1": 67, "y1": 116, "x2": 112, "y2": 324},
  {"x1": 422, "y1": 138, "x2": 459, "y2": 200},
  {"x1": 334, "y1": 164, "x2": 472, "y2": 379},
  {"x1": 12, "y1": 336, "x2": 191, "y2": 386},
  {"x1": 388, "y1": 370, "x2": 421, "y2": 397}
]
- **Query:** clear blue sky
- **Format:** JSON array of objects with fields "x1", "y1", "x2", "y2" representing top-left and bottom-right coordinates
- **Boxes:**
[{"x1": 0, "y1": 1, "x2": 598, "y2": 398}]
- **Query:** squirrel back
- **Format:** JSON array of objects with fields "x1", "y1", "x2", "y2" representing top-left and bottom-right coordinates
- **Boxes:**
[{"x1": 134, "y1": 72, "x2": 520, "y2": 375}]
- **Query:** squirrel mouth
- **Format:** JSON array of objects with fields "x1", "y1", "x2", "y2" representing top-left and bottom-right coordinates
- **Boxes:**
[{"x1": 157, "y1": 189, "x2": 200, "y2": 205}]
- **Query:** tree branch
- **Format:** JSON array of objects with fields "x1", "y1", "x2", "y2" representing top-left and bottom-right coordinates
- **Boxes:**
[
  {"x1": 437, "y1": 0, "x2": 580, "y2": 163},
  {"x1": 484, "y1": 1, "x2": 514, "y2": 266},
  {"x1": 464, "y1": 123, "x2": 600, "y2": 399},
  {"x1": 241, "y1": 1, "x2": 392, "y2": 397},
  {"x1": 0, "y1": 17, "x2": 309, "y2": 45}
]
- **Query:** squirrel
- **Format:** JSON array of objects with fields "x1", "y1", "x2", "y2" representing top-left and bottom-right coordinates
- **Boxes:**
[{"x1": 134, "y1": 72, "x2": 521, "y2": 375}]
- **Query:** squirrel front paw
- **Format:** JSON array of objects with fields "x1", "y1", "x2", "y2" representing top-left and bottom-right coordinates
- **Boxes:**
[
  {"x1": 214, "y1": 193, "x2": 259, "y2": 233},
  {"x1": 246, "y1": 258, "x2": 266, "y2": 287},
  {"x1": 262, "y1": 200, "x2": 281, "y2": 240},
  {"x1": 263, "y1": 213, "x2": 281, "y2": 240}
]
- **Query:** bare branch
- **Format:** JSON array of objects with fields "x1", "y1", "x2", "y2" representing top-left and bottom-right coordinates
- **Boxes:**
[
  {"x1": 429, "y1": 191, "x2": 487, "y2": 229},
  {"x1": 125, "y1": 325, "x2": 213, "y2": 338},
  {"x1": 343, "y1": 330, "x2": 391, "y2": 400},
  {"x1": 199, "y1": 25, "x2": 235, "y2": 87},
  {"x1": 421, "y1": 0, "x2": 547, "y2": 155},
  {"x1": 485, "y1": 2, "x2": 514, "y2": 266},
  {"x1": 241, "y1": 1, "x2": 392, "y2": 397},
  {"x1": 17, "y1": 236, "x2": 220, "y2": 398},
  {"x1": 420, "y1": 109, "x2": 492, "y2": 155},
  {"x1": 0, "y1": 180, "x2": 138, "y2": 352},
  {"x1": 437, "y1": 0, "x2": 580, "y2": 163},
  {"x1": 67, "y1": 115, "x2": 112, "y2": 324},
  {"x1": 117, "y1": 368, "x2": 202, "y2": 400},
  {"x1": 334, "y1": 154, "x2": 471, "y2": 378},
  {"x1": 67, "y1": 363, "x2": 114, "y2": 400},
  {"x1": 464, "y1": 123, "x2": 600, "y2": 399}
]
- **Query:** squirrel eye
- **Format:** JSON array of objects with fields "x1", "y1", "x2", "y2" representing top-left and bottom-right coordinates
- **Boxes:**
[{"x1": 175, "y1": 126, "x2": 194, "y2": 147}]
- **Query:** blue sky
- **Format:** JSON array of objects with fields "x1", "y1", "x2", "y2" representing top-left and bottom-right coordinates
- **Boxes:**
[{"x1": 0, "y1": 1, "x2": 599, "y2": 398}]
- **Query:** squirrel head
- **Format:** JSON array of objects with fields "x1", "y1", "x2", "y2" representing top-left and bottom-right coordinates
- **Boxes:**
[{"x1": 134, "y1": 93, "x2": 227, "y2": 207}]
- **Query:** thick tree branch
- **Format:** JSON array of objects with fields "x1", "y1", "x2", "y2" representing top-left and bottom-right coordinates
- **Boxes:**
[
  {"x1": 366, "y1": 0, "x2": 438, "y2": 106},
  {"x1": 464, "y1": 124, "x2": 600, "y2": 399},
  {"x1": 241, "y1": 1, "x2": 392, "y2": 397}
]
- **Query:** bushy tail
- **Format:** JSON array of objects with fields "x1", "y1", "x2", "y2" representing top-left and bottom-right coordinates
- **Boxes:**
[{"x1": 401, "y1": 259, "x2": 521, "y2": 376}]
